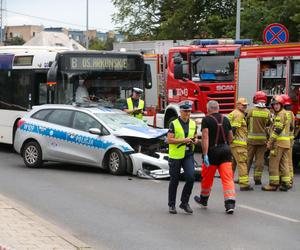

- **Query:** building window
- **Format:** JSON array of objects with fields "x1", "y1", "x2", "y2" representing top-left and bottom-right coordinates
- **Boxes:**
[{"x1": 33, "y1": 32, "x2": 35, "y2": 37}]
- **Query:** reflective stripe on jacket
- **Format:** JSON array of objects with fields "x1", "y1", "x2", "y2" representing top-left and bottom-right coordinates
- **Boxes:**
[
  {"x1": 169, "y1": 119, "x2": 196, "y2": 159},
  {"x1": 127, "y1": 98, "x2": 144, "y2": 120},
  {"x1": 246, "y1": 107, "x2": 270, "y2": 145},
  {"x1": 269, "y1": 109, "x2": 290, "y2": 148}
]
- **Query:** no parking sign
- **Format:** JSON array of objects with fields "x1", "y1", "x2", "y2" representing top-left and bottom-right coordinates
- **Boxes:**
[{"x1": 263, "y1": 23, "x2": 289, "y2": 44}]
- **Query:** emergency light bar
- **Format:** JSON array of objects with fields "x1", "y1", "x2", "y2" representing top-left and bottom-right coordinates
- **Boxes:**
[{"x1": 191, "y1": 39, "x2": 252, "y2": 46}]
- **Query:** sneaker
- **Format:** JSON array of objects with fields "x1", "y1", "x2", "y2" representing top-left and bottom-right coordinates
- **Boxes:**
[
  {"x1": 240, "y1": 185, "x2": 254, "y2": 191},
  {"x1": 194, "y1": 195, "x2": 208, "y2": 208},
  {"x1": 254, "y1": 180, "x2": 262, "y2": 185},
  {"x1": 179, "y1": 203, "x2": 193, "y2": 214},
  {"x1": 225, "y1": 200, "x2": 235, "y2": 214},
  {"x1": 169, "y1": 205, "x2": 177, "y2": 214}
]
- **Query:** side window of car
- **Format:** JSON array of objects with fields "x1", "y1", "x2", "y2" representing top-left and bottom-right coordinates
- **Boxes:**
[
  {"x1": 31, "y1": 109, "x2": 53, "y2": 121},
  {"x1": 46, "y1": 109, "x2": 73, "y2": 127},
  {"x1": 73, "y1": 111, "x2": 109, "y2": 135}
]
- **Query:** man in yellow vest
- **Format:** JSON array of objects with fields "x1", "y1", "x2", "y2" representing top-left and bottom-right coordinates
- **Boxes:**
[
  {"x1": 262, "y1": 95, "x2": 291, "y2": 191},
  {"x1": 123, "y1": 87, "x2": 145, "y2": 120},
  {"x1": 280, "y1": 94, "x2": 295, "y2": 188},
  {"x1": 246, "y1": 91, "x2": 271, "y2": 185},
  {"x1": 228, "y1": 97, "x2": 253, "y2": 191},
  {"x1": 167, "y1": 100, "x2": 198, "y2": 214}
]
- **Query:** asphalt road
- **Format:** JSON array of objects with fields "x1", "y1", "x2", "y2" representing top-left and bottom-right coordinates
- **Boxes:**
[{"x1": 0, "y1": 144, "x2": 299, "y2": 250}]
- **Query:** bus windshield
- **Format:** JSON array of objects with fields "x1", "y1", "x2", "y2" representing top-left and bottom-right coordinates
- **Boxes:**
[
  {"x1": 50, "y1": 51, "x2": 147, "y2": 109},
  {"x1": 190, "y1": 51, "x2": 235, "y2": 82}
]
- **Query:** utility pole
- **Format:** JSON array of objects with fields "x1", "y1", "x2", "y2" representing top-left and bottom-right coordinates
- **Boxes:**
[
  {"x1": 86, "y1": 0, "x2": 89, "y2": 49},
  {"x1": 0, "y1": 0, "x2": 3, "y2": 45},
  {"x1": 235, "y1": 0, "x2": 241, "y2": 40}
]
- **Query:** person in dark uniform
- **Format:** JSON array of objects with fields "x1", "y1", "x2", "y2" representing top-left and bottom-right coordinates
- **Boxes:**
[
  {"x1": 194, "y1": 100, "x2": 236, "y2": 214},
  {"x1": 123, "y1": 87, "x2": 145, "y2": 120},
  {"x1": 167, "y1": 100, "x2": 198, "y2": 214}
]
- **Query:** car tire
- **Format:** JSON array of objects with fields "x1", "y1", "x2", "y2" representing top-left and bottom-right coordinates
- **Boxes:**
[
  {"x1": 107, "y1": 149, "x2": 126, "y2": 175},
  {"x1": 22, "y1": 141, "x2": 43, "y2": 168}
]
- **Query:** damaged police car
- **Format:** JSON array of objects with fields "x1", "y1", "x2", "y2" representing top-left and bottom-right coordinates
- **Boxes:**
[{"x1": 14, "y1": 104, "x2": 170, "y2": 179}]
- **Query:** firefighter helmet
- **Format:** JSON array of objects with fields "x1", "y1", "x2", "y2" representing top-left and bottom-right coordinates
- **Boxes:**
[
  {"x1": 271, "y1": 95, "x2": 284, "y2": 106},
  {"x1": 253, "y1": 91, "x2": 267, "y2": 104},
  {"x1": 280, "y1": 94, "x2": 292, "y2": 106}
]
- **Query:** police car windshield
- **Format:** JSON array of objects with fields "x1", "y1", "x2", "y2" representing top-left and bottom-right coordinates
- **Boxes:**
[
  {"x1": 191, "y1": 52, "x2": 234, "y2": 82},
  {"x1": 95, "y1": 113, "x2": 147, "y2": 131}
]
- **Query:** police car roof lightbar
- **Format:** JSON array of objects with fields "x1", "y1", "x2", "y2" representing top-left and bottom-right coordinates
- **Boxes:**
[{"x1": 190, "y1": 39, "x2": 252, "y2": 46}]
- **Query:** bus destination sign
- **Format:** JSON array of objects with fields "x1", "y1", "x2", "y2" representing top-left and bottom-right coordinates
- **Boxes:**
[{"x1": 70, "y1": 57, "x2": 128, "y2": 71}]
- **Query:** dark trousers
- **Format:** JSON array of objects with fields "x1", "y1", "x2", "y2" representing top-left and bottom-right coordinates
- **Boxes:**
[{"x1": 168, "y1": 154, "x2": 195, "y2": 206}]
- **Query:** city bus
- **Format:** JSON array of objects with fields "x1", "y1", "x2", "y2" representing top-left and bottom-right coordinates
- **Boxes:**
[{"x1": 0, "y1": 46, "x2": 151, "y2": 144}]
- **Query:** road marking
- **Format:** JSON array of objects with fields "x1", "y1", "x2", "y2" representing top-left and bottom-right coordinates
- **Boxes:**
[{"x1": 239, "y1": 204, "x2": 300, "y2": 223}]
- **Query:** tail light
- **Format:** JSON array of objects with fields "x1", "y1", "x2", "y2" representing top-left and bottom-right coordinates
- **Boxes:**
[{"x1": 17, "y1": 119, "x2": 25, "y2": 128}]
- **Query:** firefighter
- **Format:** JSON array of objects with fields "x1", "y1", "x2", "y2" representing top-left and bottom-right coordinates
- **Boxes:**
[
  {"x1": 280, "y1": 94, "x2": 295, "y2": 187},
  {"x1": 167, "y1": 100, "x2": 198, "y2": 214},
  {"x1": 262, "y1": 95, "x2": 291, "y2": 191},
  {"x1": 123, "y1": 87, "x2": 145, "y2": 120},
  {"x1": 246, "y1": 91, "x2": 271, "y2": 185},
  {"x1": 194, "y1": 100, "x2": 236, "y2": 214},
  {"x1": 228, "y1": 97, "x2": 253, "y2": 191}
]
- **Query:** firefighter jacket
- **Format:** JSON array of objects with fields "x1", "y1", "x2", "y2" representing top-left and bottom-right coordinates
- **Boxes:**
[
  {"x1": 228, "y1": 109, "x2": 247, "y2": 148},
  {"x1": 246, "y1": 106, "x2": 271, "y2": 145},
  {"x1": 286, "y1": 110, "x2": 295, "y2": 141},
  {"x1": 168, "y1": 119, "x2": 196, "y2": 159},
  {"x1": 268, "y1": 109, "x2": 291, "y2": 149},
  {"x1": 126, "y1": 97, "x2": 144, "y2": 120}
]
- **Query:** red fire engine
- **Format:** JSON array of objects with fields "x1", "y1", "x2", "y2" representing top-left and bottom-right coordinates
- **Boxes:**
[
  {"x1": 236, "y1": 43, "x2": 300, "y2": 170},
  {"x1": 132, "y1": 39, "x2": 251, "y2": 130}
]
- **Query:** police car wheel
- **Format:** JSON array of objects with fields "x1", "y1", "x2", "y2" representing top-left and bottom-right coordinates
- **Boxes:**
[
  {"x1": 108, "y1": 149, "x2": 126, "y2": 175},
  {"x1": 22, "y1": 141, "x2": 43, "y2": 168}
]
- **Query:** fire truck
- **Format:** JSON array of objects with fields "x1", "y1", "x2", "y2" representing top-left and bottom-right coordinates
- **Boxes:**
[
  {"x1": 114, "y1": 39, "x2": 251, "y2": 131},
  {"x1": 236, "y1": 43, "x2": 300, "y2": 170}
]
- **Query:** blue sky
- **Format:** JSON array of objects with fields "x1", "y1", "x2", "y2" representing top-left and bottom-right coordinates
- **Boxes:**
[{"x1": 6, "y1": 0, "x2": 117, "y2": 31}]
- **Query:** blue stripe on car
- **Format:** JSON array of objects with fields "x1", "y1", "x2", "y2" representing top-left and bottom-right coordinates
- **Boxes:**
[{"x1": 20, "y1": 123, "x2": 132, "y2": 152}]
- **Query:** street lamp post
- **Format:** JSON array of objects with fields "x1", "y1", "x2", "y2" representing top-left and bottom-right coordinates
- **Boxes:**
[
  {"x1": 86, "y1": 0, "x2": 89, "y2": 49},
  {"x1": 236, "y1": 0, "x2": 241, "y2": 40}
]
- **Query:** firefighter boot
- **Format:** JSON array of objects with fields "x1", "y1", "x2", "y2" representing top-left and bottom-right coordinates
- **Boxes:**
[
  {"x1": 279, "y1": 183, "x2": 290, "y2": 192},
  {"x1": 225, "y1": 200, "x2": 235, "y2": 214},
  {"x1": 240, "y1": 185, "x2": 254, "y2": 191},
  {"x1": 254, "y1": 180, "x2": 262, "y2": 185},
  {"x1": 261, "y1": 184, "x2": 278, "y2": 191},
  {"x1": 194, "y1": 195, "x2": 208, "y2": 209}
]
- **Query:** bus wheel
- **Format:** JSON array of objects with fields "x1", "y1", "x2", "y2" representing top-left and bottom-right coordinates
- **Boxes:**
[
  {"x1": 22, "y1": 141, "x2": 43, "y2": 168},
  {"x1": 107, "y1": 149, "x2": 126, "y2": 175}
]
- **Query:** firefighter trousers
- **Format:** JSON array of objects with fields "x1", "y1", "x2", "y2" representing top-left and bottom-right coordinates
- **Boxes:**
[
  {"x1": 201, "y1": 162, "x2": 236, "y2": 201},
  {"x1": 247, "y1": 144, "x2": 266, "y2": 182},
  {"x1": 231, "y1": 146, "x2": 250, "y2": 187},
  {"x1": 269, "y1": 146, "x2": 290, "y2": 186},
  {"x1": 288, "y1": 141, "x2": 294, "y2": 183}
]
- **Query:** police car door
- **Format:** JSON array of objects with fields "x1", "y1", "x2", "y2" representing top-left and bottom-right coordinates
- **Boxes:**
[{"x1": 67, "y1": 111, "x2": 108, "y2": 165}]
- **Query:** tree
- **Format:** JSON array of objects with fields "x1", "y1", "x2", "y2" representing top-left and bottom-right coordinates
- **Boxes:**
[{"x1": 112, "y1": 0, "x2": 300, "y2": 42}]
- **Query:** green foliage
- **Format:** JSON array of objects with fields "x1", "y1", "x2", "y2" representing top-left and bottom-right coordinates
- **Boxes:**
[
  {"x1": 5, "y1": 36, "x2": 25, "y2": 45},
  {"x1": 89, "y1": 37, "x2": 115, "y2": 51},
  {"x1": 113, "y1": 0, "x2": 300, "y2": 42}
]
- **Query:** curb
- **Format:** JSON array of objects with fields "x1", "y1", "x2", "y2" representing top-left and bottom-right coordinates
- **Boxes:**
[{"x1": 0, "y1": 193, "x2": 92, "y2": 250}]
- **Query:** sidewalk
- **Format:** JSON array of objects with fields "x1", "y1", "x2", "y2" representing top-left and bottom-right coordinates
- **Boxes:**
[{"x1": 0, "y1": 193, "x2": 92, "y2": 250}]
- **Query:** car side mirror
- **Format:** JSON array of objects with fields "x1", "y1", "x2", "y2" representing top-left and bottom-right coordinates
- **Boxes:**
[{"x1": 89, "y1": 128, "x2": 103, "y2": 136}]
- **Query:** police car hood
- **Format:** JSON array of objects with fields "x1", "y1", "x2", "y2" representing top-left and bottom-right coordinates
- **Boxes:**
[{"x1": 113, "y1": 125, "x2": 168, "y2": 139}]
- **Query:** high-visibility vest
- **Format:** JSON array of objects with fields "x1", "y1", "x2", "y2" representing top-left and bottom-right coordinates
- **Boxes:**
[
  {"x1": 228, "y1": 109, "x2": 247, "y2": 147},
  {"x1": 169, "y1": 118, "x2": 196, "y2": 159},
  {"x1": 127, "y1": 98, "x2": 144, "y2": 120}
]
